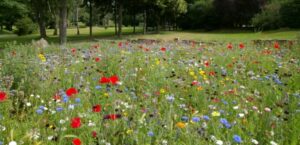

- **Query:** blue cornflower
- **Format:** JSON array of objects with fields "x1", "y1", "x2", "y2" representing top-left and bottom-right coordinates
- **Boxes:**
[
  {"x1": 36, "y1": 109, "x2": 43, "y2": 114},
  {"x1": 75, "y1": 98, "x2": 81, "y2": 103},
  {"x1": 0, "y1": 141, "x2": 3, "y2": 145},
  {"x1": 63, "y1": 96, "x2": 69, "y2": 103},
  {"x1": 192, "y1": 117, "x2": 201, "y2": 122},
  {"x1": 148, "y1": 131, "x2": 154, "y2": 137},
  {"x1": 95, "y1": 85, "x2": 102, "y2": 90},
  {"x1": 166, "y1": 94, "x2": 175, "y2": 102},
  {"x1": 56, "y1": 107, "x2": 63, "y2": 112},
  {"x1": 181, "y1": 116, "x2": 189, "y2": 122},
  {"x1": 233, "y1": 135, "x2": 242, "y2": 143},
  {"x1": 203, "y1": 115, "x2": 210, "y2": 121}
]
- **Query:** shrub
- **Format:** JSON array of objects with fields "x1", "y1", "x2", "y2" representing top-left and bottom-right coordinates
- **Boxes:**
[
  {"x1": 14, "y1": 17, "x2": 37, "y2": 36},
  {"x1": 251, "y1": 1, "x2": 282, "y2": 31},
  {"x1": 280, "y1": 0, "x2": 300, "y2": 28}
]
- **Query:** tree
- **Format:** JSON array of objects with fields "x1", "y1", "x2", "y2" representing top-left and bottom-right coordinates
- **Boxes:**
[
  {"x1": 0, "y1": 0, "x2": 28, "y2": 31},
  {"x1": 59, "y1": 0, "x2": 68, "y2": 45},
  {"x1": 31, "y1": 0, "x2": 48, "y2": 38},
  {"x1": 280, "y1": 0, "x2": 300, "y2": 28}
]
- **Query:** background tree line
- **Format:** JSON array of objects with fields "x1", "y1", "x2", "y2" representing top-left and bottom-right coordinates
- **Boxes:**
[{"x1": 0, "y1": 0, "x2": 299, "y2": 44}]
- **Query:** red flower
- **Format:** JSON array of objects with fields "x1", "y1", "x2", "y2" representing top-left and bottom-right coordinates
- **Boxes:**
[
  {"x1": 0, "y1": 91, "x2": 7, "y2": 102},
  {"x1": 71, "y1": 48, "x2": 76, "y2": 53},
  {"x1": 66, "y1": 88, "x2": 78, "y2": 97},
  {"x1": 95, "y1": 57, "x2": 101, "y2": 62},
  {"x1": 53, "y1": 93, "x2": 61, "y2": 101},
  {"x1": 274, "y1": 42, "x2": 280, "y2": 49},
  {"x1": 92, "y1": 131, "x2": 97, "y2": 138},
  {"x1": 209, "y1": 71, "x2": 216, "y2": 76},
  {"x1": 192, "y1": 81, "x2": 198, "y2": 86},
  {"x1": 99, "y1": 75, "x2": 119, "y2": 85},
  {"x1": 204, "y1": 61, "x2": 209, "y2": 67},
  {"x1": 100, "y1": 77, "x2": 110, "y2": 84},
  {"x1": 109, "y1": 75, "x2": 119, "y2": 85},
  {"x1": 72, "y1": 138, "x2": 81, "y2": 145},
  {"x1": 92, "y1": 104, "x2": 101, "y2": 112},
  {"x1": 227, "y1": 43, "x2": 233, "y2": 49},
  {"x1": 104, "y1": 114, "x2": 121, "y2": 120},
  {"x1": 239, "y1": 43, "x2": 245, "y2": 49},
  {"x1": 71, "y1": 117, "x2": 81, "y2": 128},
  {"x1": 160, "y1": 47, "x2": 166, "y2": 52},
  {"x1": 118, "y1": 42, "x2": 122, "y2": 47}
]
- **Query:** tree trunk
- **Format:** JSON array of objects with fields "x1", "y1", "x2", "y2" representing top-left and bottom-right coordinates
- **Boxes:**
[
  {"x1": 114, "y1": 0, "x2": 118, "y2": 35},
  {"x1": 89, "y1": 1, "x2": 92, "y2": 38},
  {"x1": 38, "y1": 19, "x2": 47, "y2": 38},
  {"x1": 76, "y1": 7, "x2": 80, "y2": 35},
  {"x1": 117, "y1": 2, "x2": 123, "y2": 37},
  {"x1": 53, "y1": 15, "x2": 58, "y2": 35},
  {"x1": 143, "y1": 10, "x2": 147, "y2": 35},
  {"x1": 59, "y1": 0, "x2": 67, "y2": 45},
  {"x1": 133, "y1": 14, "x2": 136, "y2": 34}
]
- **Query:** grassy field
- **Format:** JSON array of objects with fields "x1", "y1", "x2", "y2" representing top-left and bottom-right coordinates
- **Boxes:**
[
  {"x1": 0, "y1": 36, "x2": 299, "y2": 144},
  {"x1": 0, "y1": 27, "x2": 299, "y2": 48}
]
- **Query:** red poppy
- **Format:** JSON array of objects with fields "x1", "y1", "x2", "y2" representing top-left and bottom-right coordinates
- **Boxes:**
[
  {"x1": 92, "y1": 131, "x2": 97, "y2": 138},
  {"x1": 274, "y1": 42, "x2": 280, "y2": 49},
  {"x1": 109, "y1": 75, "x2": 119, "y2": 85},
  {"x1": 104, "y1": 114, "x2": 121, "y2": 120},
  {"x1": 204, "y1": 61, "x2": 209, "y2": 67},
  {"x1": 66, "y1": 88, "x2": 78, "y2": 97},
  {"x1": 72, "y1": 138, "x2": 81, "y2": 145},
  {"x1": 92, "y1": 44, "x2": 100, "y2": 49},
  {"x1": 53, "y1": 93, "x2": 61, "y2": 101},
  {"x1": 239, "y1": 43, "x2": 245, "y2": 49},
  {"x1": 209, "y1": 71, "x2": 216, "y2": 76},
  {"x1": 100, "y1": 75, "x2": 119, "y2": 85},
  {"x1": 100, "y1": 77, "x2": 110, "y2": 84},
  {"x1": 144, "y1": 48, "x2": 150, "y2": 52},
  {"x1": 95, "y1": 57, "x2": 101, "y2": 62},
  {"x1": 118, "y1": 42, "x2": 122, "y2": 47},
  {"x1": 160, "y1": 47, "x2": 166, "y2": 52},
  {"x1": 92, "y1": 104, "x2": 101, "y2": 112},
  {"x1": 0, "y1": 91, "x2": 7, "y2": 102},
  {"x1": 71, "y1": 117, "x2": 81, "y2": 128},
  {"x1": 71, "y1": 48, "x2": 76, "y2": 53},
  {"x1": 192, "y1": 81, "x2": 198, "y2": 86},
  {"x1": 227, "y1": 43, "x2": 233, "y2": 49}
]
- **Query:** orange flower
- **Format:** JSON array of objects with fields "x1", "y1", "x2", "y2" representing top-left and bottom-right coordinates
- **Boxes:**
[{"x1": 176, "y1": 122, "x2": 186, "y2": 128}]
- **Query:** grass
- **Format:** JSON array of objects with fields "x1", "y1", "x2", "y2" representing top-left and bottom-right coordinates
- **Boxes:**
[
  {"x1": 0, "y1": 27, "x2": 299, "y2": 48},
  {"x1": 0, "y1": 38, "x2": 299, "y2": 144}
]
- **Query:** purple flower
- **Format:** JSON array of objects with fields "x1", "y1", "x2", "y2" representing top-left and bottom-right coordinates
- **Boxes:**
[
  {"x1": 203, "y1": 115, "x2": 210, "y2": 121},
  {"x1": 233, "y1": 135, "x2": 242, "y2": 143},
  {"x1": 181, "y1": 116, "x2": 189, "y2": 122},
  {"x1": 36, "y1": 109, "x2": 43, "y2": 114},
  {"x1": 192, "y1": 117, "x2": 200, "y2": 122},
  {"x1": 148, "y1": 131, "x2": 154, "y2": 137},
  {"x1": 75, "y1": 98, "x2": 81, "y2": 103}
]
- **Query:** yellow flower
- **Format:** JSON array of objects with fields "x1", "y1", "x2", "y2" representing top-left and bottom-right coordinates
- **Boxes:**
[
  {"x1": 211, "y1": 111, "x2": 220, "y2": 117},
  {"x1": 160, "y1": 88, "x2": 166, "y2": 94},
  {"x1": 104, "y1": 93, "x2": 109, "y2": 97},
  {"x1": 38, "y1": 54, "x2": 46, "y2": 62},
  {"x1": 176, "y1": 122, "x2": 186, "y2": 128},
  {"x1": 189, "y1": 71, "x2": 195, "y2": 76},
  {"x1": 155, "y1": 59, "x2": 160, "y2": 65},
  {"x1": 126, "y1": 129, "x2": 133, "y2": 134},
  {"x1": 197, "y1": 86, "x2": 203, "y2": 91},
  {"x1": 199, "y1": 70, "x2": 205, "y2": 76}
]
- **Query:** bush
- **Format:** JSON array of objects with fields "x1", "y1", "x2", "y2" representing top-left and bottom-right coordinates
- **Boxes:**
[
  {"x1": 251, "y1": 1, "x2": 282, "y2": 31},
  {"x1": 280, "y1": 0, "x2": 300, "y2": 28},
  {"x1": 14, "y1": 17, "x2": 37, "y2": 36}
]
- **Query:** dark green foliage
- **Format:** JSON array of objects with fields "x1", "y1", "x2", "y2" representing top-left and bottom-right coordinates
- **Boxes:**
[
  {"x1": 280, "y1": 0, "x2": 300, "y2": 28},
  {"x1": 14, "y1": 17, "x2": 37, "y2": 36}
]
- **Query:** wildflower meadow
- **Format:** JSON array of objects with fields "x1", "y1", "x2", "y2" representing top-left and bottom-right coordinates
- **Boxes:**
[{"x1": 0, "y1": 39, "x2": 299, "y2": 145}]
